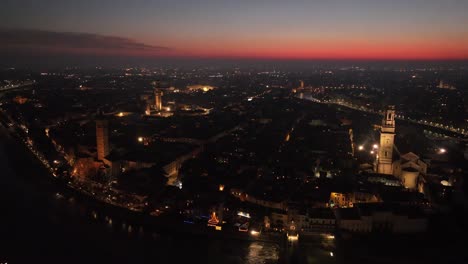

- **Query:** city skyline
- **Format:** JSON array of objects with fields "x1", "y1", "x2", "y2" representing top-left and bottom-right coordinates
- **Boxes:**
[
  {"x1": 2, "y1": 2, "x2": 468, "y2": 263},
  {"x1": 2, "y1": 0, "x2": 468, "y2": 61}
]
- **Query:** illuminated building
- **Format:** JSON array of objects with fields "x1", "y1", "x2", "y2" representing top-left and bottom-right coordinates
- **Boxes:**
[
  {"x1": 329, "y1": 192, "x2": 379, "y2": 208},
  {"x1": 145, "y1": 103, "x2": 151, "y2": 115},
  {"x1": 287, "y1": 232, "x2": 299, "y2": 241},
  {"x1": 68, "y1": 112, "x2": 119, "y2": 179},
  {"x1": 96, "y1": 114, "x2": 110, "y2": 161},
  {"x1": 154, "y1": 89, "x2": 163, "y2": 111},
  {"x1": 207, "y1": 212, "x2": 220, "y2": 226},
  {"x1": 186, "y1": 85, "x2": 215, "y2": 92},
  {"x1": 270, "y1": 209, "x2": 336, "y2": 233},
  {"x1": 393, "y1": 152, "x2": 427, "y2": 191},
  {"x1": 377, "y1": 106, "x2": 395, "y2": 175}
]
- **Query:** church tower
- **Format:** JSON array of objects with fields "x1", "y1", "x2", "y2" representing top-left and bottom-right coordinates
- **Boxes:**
[{"x1": 377, "y1": 106, "x2": 396, "y2": 175}]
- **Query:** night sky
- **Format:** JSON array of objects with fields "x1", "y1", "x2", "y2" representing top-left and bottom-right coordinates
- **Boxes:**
[{"x1": 1, "y1": 0, "x2": 468, "y2": 60}]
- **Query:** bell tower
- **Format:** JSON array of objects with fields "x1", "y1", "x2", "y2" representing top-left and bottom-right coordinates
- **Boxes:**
[{"x1": 377, "y1": 106, "x2": 395, "y2": 175}]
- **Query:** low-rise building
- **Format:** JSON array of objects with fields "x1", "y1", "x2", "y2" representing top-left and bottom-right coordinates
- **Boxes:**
[
  {"x1": 268, "y1": 208, "x2": 336, "y2": 234},
  {"x1": 335, "y1": 203, "x2": 428, "y2": 234},
  {"x1": 329, "y1": 191, "x2": 379, "y2": 208}
]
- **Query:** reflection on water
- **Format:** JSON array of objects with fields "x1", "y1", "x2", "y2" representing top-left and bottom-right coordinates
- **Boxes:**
[
  {"x1": 246, "y1": 243, "x2": 279, "y2": 264},
  {"x1": 44, "y1": 178, "x2": 331, "y2": 264},
  {"x1": 203, "y1": 240, "x2": 280, "y2": 264}
]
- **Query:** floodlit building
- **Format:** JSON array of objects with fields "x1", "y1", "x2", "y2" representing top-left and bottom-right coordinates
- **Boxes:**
[
  {"x1": 154, "y1": 89, "x2": 163, "y2": 111},
  {"x1": 329, "y1": 192, "x2": 379, "y2": 208},
  {"x1": 268, "y1": 208, "x2": 336, "y2": 233},
  {"x1": 393, "y1": 152, "x2": 427, "y2": 191},
  {"x1": 186, "y1": 85, "x2": 215, "y2": 92},
  {"x1": 377, "y1": 106, "x2": 396, "y2": 175}
]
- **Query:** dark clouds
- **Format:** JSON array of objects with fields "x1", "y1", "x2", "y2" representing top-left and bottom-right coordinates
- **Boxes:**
[{"x1": 0, "y1": 29, "x2": 171, "y2": 54}]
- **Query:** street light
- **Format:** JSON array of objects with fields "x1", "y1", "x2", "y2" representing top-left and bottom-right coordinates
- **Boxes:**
[
  {"x1": 438, "y1": 148, "x2": 447, "y2": 154},
  {"x1": 137, "y1": 137, "x2": 144, "y2": 143},
  {"x1": 358, "y1": 145, "x2": 364, "y2": 151},
  {"x1": 250, "y1": 230, "x2": 260, "y2": 236},
  {"x1": 373, "y1": 144, "x2": 378, "y2": 149}
]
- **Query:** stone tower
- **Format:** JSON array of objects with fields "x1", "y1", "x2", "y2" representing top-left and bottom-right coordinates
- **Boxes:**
[
  {"x1": 154, "y1": 89, "x2": 163, "y2": 111},
  {"x1": 96, "y1": 112, "x2": 109, "y2": 161},
  {"x1": 377, "y1": 106, "x2": 396, "y2": 175}
]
